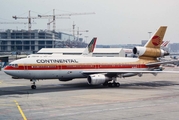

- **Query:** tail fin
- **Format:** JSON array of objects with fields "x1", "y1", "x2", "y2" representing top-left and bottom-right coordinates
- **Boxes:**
[
  {"x1": 161, "y1": 41, "x2": 170, "y2": 47},
  {"x1": 134, "y1": 26, "x2": 168, "y2": 59},
  {"x1": 144, "y1": 26, "x2": 167, "y2": 48},
  {"x1": 81, "y1": 37, "x2": 97, "y2": 56}
]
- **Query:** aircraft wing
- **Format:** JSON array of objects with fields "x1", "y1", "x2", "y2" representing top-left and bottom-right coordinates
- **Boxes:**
[
  {"x1": 82, "y1": 70, "x2": 179, "y2": 75},
  {"x1": 82, "y1": 59, "x2": 179, "y2": 76},
  {"x1": 146, "y1": 60, "x2": 179, "y2": 66}
]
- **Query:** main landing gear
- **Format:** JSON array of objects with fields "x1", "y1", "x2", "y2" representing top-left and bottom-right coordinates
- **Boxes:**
[
  {"x1": 108, "y1": 82, "x2": 120, "y2": 87},
  {"x1": 103, "y1": 77, "x2": 120, "y2": 87},
  {"x1": 30, "y1": 79, "x2": 36, "y2": 89},
  {"x1": 103, "y1": 82, "x2": 120, "y2": 87}
]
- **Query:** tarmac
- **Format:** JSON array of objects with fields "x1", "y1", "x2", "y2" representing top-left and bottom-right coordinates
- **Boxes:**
[{"x1": 0, "y1": 67, "x2": 179, "y2": 120}]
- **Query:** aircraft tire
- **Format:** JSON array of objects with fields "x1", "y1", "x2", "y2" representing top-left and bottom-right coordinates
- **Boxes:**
[
  {"x1": 103, "y1": 82, "x2": 108, "y2": 86},
  {"x1": 115, "y1": 83, "x2": 120, "y2": 87},
  {"x1": 31, "y1": 85, "x2": 36, "y2": 89},
  {"x1": 108, "y1": 83, "x2": 120, "y2": 87},
  {"x1": 108, "y1": 83, "x2": 112, "y2": 87}
]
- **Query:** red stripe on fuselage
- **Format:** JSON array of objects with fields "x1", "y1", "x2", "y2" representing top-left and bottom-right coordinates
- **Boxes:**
[{"x1": 4, "y1": 63, "x2": 149, "y2": 70}]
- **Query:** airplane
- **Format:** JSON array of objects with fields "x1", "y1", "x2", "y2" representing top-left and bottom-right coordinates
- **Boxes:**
[
  {"x1": 161, "y1": 41, "x2": 170, "y2": 47},
  {"x1": 3, "y1": 26, "x2": 179, "y2": 89},
  {"x1": 26, "y1": 37, "x2": 97, "y2": 58}
]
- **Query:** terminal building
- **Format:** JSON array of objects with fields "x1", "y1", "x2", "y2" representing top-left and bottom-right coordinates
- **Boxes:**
[
  {"x1": 37, "y1": 48, "x2": 126, "y2": 57},
  {"x1": 0, "y1": 29, "x2": 85, "y2": 54}
]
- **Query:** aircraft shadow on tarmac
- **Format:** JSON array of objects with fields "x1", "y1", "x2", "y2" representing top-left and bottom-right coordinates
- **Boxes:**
[
  {"x1": 0, "y1": 80, "x2": 179, "y2": 96},
  {"x1": 120, "y1": 81, "x2": 179, "y2": 89}
]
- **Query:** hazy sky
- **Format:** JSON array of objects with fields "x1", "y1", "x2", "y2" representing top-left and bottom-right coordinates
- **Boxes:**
[{"x1": 0, "y1": 0, "x2": 179, "y2": 44}]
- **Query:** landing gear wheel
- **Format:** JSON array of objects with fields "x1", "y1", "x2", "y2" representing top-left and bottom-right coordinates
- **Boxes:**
[
  {"x1": 103, "y1": 82, "x2": 108, "y2": 86},
  {"x1": 30, "y1": 79, "x2": 37, "y2": 89},
  {"x1": 108, "y1": 83, "x2": 112, "y2": 87},
  {"x1": 112, "y1": 83, "x2": 116, "y2": 87},
  {"x1": 31, "y1": 85, "x2": 36, "y2": 89},
  {"x1": 115, "y1": 83, "x2": 120, "y2": 87},
  {"x1": 107, "y1": 82, "x2": 120, "y2": 87}
]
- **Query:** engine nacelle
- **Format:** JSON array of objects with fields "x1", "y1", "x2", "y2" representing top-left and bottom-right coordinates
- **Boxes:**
[
  {"x1": 133, "y1": 46, "x2": 169, "y2": 58},
  {"x1": 87, "y1": 74, "x2": 112, "y2": 85}
]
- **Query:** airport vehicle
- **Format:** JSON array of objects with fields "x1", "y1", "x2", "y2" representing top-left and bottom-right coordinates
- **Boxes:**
[
  {"x1": 27, "y1": 37, "x2": 97, "y2": 58},
  {"x1": 4, "y1": 26, "x2": 179, "y2": 89}
]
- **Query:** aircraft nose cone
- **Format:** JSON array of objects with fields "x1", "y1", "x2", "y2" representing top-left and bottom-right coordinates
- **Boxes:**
[
  {"x1": 3, "y1": 66, "x2": 12, "y2": 75},
  {"x1": 4, "y1": 70, "x2": 9, "y2": 75},
  {"x1": 3, "y1": 68, "x2": 9, "y2": 74},
  {"x1": 3, "y1": 66, "x2": 7, "y2": 72}
]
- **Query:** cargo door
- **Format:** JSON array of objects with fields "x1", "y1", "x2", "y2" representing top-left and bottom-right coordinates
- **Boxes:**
[
  {"x1": 24, "y1": 64, "x2": 31, "y2": 78},
  {"x1": 24, "y1": 64, "x2": 28, "y2": 70},
  {"x1": 95, "y1": 64, "x2": 99, "y2": 69}
]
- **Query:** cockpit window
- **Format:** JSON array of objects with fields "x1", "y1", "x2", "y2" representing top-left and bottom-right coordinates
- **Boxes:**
[
  {"x1": 9, "y1": 64, "x2": 18, "y2": 68},
  {"x1": 15, "y1": 64, "x2": 18, "y2": 67}
]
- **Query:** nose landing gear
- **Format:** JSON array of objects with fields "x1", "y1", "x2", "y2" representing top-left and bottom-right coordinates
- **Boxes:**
[{"x1": 30, "y1": 79, "x2": 36, "y2": 89}]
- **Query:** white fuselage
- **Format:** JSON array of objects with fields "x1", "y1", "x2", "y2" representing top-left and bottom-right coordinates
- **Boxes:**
[{"x1": 4, "y1": 56, "x2": 153, "y2": 80}]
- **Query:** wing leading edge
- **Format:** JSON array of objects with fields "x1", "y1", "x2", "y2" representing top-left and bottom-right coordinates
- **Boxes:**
[{"x1": 82, "y1": 70, "x2": 179, "y2": 76}]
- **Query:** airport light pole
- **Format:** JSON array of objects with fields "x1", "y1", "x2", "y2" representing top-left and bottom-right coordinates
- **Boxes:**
[
  {"x1": 148, "y1": 32, "x2": 152, "y2": 39},
  {"x1": 52, "y1": 33, "x2": 55, "y2": 48},
  {"x1": 85, "y1": 36, "x2": 88, "y2": 43}
]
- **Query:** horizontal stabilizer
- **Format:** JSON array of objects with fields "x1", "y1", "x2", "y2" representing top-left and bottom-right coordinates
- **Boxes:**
[{"x1": 146, "y1": 60, "x2": 179, "y2": 66}]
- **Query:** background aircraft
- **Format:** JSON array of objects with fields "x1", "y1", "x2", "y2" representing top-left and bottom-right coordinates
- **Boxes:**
[{"x1": 27, "y1": 37, "x2": 97, "y2": 58}]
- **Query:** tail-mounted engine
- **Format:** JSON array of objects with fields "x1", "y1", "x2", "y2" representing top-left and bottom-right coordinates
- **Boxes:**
[
  {"x1": 133, "y1": 46, "x2": 169, "y2": 58},
  {"x1": 87, "y1": 74, "x2": 112, "y2": 85}
]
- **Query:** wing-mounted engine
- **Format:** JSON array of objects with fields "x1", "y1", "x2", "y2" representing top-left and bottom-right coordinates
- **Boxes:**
[
  {"x1": 87, "y1": 74, "x2": 112, "y2": 85},
  {"x1": 133, "y1": 46, "x2": 169, "y2": 58}
]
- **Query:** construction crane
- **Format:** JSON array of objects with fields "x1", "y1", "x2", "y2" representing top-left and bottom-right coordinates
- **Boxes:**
[
  {"x1": 76, "y1": 27, "x2": 89, "y2": 41},
  {"x1": 38, "y1": 9, "x2": 95, "y2": 31},
  {"x1": 47, "y1": 16, "x2": 70, "y2": 31},
  {"x1": 0, "y1": 21, "x2": 36, "y2": 30},
  {"x1": 12, "y1": 10, "x2": 70, "y2": 31},
  {"x1": 72, "y1": 22, "x2": 89, "y2": 41},
  {"x1": 0, "y1": 22, "x2": 36, "y2": 24},
  {"x1": 56, "y1": 23, "x2": 89, "y2": 41},
  {"x1": 12, "y1": 11, "x2": 40, "y2": 31}
]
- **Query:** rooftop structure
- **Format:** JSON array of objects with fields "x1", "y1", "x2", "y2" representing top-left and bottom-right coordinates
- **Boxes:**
[
  {"x1": 37, "y1": 48, "x2": 125, "y2": 57},
  {"x1": 0, "y1": 29, "x2": 85, "y2": 54}
]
